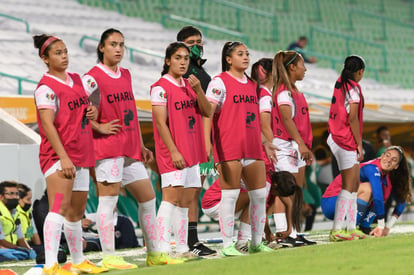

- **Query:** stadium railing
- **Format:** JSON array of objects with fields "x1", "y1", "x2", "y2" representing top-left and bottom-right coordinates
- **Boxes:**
[
  {"x1": 308, "y1": 26, "x2": 388, "y2": 72},
  {"x1": 161, "y1": 14, "x2": 250, "y2": 46},
  {"x1": 348, "y1": 9, "x2": 414, "y2": 41},
  {"x1": 0, "y1": 13, "x2": 30, "y2": 33},
  {"x1": 0, "y1": 72, "x2": 37, "y2": 95},
  {"x1": 79, "y1": 35, "x2": 163, "y2": 62}
]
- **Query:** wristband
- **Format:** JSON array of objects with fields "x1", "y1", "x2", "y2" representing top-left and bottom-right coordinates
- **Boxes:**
[
  {"x1": 386, "y1": 215, "x2": 398, "y2": 229},
  {"x1": 377, "y1": 218, "x2": 385, "y2": 229}
]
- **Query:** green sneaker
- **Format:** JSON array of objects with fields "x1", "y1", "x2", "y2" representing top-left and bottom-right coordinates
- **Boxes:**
[
  {"x1": 221, "y1": 243, "x2": 245, "y2": 257},
  {"x1": 101, "y1": 255, "x2": 137, "y2": 270},
  {"x1": 329, "y1": 230, "x2": 354, "y2": 242},
  {"x1": 249, "y1": 242, "x2": 274, "y2": 254},
  {"x1": 146, "y1": 252, "x2": 185, "y2": 266},
  {"x1": 349, "y1": 229, "x2": 367, "y2": 240}
]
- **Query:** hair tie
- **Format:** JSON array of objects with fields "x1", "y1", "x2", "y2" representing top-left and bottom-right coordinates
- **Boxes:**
[
  {"x1": 40, "y1": 36, "x2": 60, "y2": 56},
  {"x1": 285, "y1": 52, "x2": 298, "y2": 68}
]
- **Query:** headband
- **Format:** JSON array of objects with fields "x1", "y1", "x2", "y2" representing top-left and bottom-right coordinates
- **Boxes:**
[
  {"x1": 285, "y1": 52, "x2": 298, "y2": 68},
  {"x1": 40, "y1": 36, "x2": 60, "y2": 56}
]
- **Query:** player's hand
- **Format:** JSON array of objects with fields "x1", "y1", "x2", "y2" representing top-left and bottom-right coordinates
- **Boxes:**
[
  {"x1": 357, "y1": 144, "x2": 364, "y2": 162},
  {"x1": 97, "y1": 119, "x2": 122, "y2": 135},
  {"x1": 58, "y1": 157, "x2": 75, "y2": 179},
  {"x1": 263, "y1": 141, "x2": 279, "y2": 164},
  {"x1": 188, "y1": 74, "x2": 202, "y2": 93},
  {"x1": 299, "y1": 143, "x2": 312, "y2": 163},
  {"x1": 141, "y1": 147, "x2": 154, "y2": 164},
  {"x1": 369, "y1": 227, "x2": 384, "y2": 237},
  {"x1": 205, "y1": 142, "x2": 213, "y2": 162},
  {"x1": 382, "y1": 227, "x2": 390, "y2": 237},
  {"x1": 171, "y1": 151, "x2": 185, "y2": 170},
  {"x1": 86, "y1": 105, "x2": 98, "y2": 121}
]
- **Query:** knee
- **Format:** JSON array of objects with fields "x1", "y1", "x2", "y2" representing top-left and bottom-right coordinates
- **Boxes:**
[{"x1": 357, "y1": 182, "x2": 372, "y2": 200}]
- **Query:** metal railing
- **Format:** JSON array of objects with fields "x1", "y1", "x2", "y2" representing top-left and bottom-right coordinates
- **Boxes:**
[
  {"x1": 309, "y1": 26, "x2": 388, "y2": 72},
  {"x1": 199, "y1": 0, "x2": 279, "y2": 41},
  {"x1": 161, "y1": 14, "x2": 249, "y2": 46},
  {"x1": 0, "y1": 72, "x2": 38, "y2": 95},
  {"x1": 0, "y1": 13, "x2": 30, "y2": 33},
  {"x1": 348, "y1": 9, "x2": 414, "y2": 41},
  {"x1": 79, "y1": 35, "x2": 163, "y2": 62}
]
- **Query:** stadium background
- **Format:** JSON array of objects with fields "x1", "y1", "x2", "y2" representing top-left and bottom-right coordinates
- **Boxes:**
[{"x1": 0, "y1": 0, "x2": 413, "y2": 220}]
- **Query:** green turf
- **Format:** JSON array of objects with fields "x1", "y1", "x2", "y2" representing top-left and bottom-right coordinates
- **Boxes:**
[{"x1": 5, "y1": 231, "x2": 414, "y2": 275}]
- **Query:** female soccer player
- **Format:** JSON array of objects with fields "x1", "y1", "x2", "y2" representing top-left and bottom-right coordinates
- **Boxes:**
[
  {"x1": 204, "y1": 41, "x2": 271, "y2": 256},
  {"x1": 33, "y1": 34, "x2": 106, "y2": 275},
  {"x1": 322, "y1": 146, "x2": 411, "y2": 238},
  {"x1": 326, "y1": 55, "x2": 365, "y2": 241},
  {"x1": 83, "y1": 28, "x2": 178, "y2": 268},
  {"x1": 151, "y1": 42, "x2": 212, "y2": 258},
  {"x1": 270, "y1": 51, "x2": 314, "y2": 246}
]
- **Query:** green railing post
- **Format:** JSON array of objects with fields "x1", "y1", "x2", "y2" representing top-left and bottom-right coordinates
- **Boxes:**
[
  {"x1": 314, "y1": 0, "x2": 322, "y2": 22},
  {"x1": 271, "y1": 15, "x2": 278, "y2": 41},
  {"x1": 236, "y1": 9, "x2": 241, "y2": 32},
  {"x1": 379, "y1": 0, "x2": 385, "y2": 13},
  {"x1": 283, "y1": 0, "x2": 289, "y2": 12},
  {"x1": 200, "y1": 0, "x2": 205, "y2": 22},
  {"x1": 381, "y1": 17, "x2": 387, "y2": 40},
  {"x1": 0, "y1": 13, "x2": 30, "y2": 33}
]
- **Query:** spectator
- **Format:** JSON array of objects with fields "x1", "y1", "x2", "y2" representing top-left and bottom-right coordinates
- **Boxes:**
[
  {"x1": 375, "y1": 126, "x2": 392, "y2": 157},
  {"x1": 287, "y1": 36, "x2": 317, "y2": 63},
  {"x1": 0, "y1": 181, "x2": 36, "y2": 260}
]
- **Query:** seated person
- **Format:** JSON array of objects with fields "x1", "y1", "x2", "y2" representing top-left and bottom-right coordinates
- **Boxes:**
[
  {"x1": 322, "y1": 146, "x2": 411, "y2": 239},
  {"x1": 0, "y1": 181, "x2": 36, "y2": 260}
]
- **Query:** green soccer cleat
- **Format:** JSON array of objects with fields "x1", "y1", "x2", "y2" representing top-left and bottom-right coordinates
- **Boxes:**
[
  {"x1": 221, "y1": 243, "x2": 245, "y2": 257},
  {"x1": 146, "y1": 252, "x2": 185, "y2": 266},
  {"x1": 249, "y1": 242, "x2": 274, "y2": 254},
  {"x1": 329, "y1": 230, "x2": 354, "y2": 242},
  {"x1": 100, "y1": 255, "x2": 137, "y2": 270}
]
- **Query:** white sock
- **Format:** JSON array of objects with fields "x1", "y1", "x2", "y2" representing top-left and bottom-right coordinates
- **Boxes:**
[
  {"x1": 172, "y1": 206, "x2": 189, "y2": 253},
  {"x1": 96, "y1": 196, "x2": 118, "y2": 255},
  {"x1": 43, "y1": 212, "x2": 64, "y2": 268},
  {"x1": 346, "y1": 192, "x2": 358, "y2": 231},
  {"x1": 273, "y1": 213, "x2": 287, "y2": 233},
  {"x1": 289, "y1": 227, "x2": 297, "y2": 239},
  {"x1": 157, "y1": 201, "x2": 175, "y2": 253},
  {"x1": 332, "y1": 189, "x2": 353, "y2": 231},
  {"x1": 64, "y1": 220, "x2": 84, "y2": 264},
  {"x1": 138, "y1": 198, "x2": 158, "y2": 252},
  {"x1": 248, "y1": 187, "x2": 267, "y2": 247},
  {"x1": 219, "y1": 189, "x2": 240, "y2": 248},
  {"x1": 237, "y1": 222, "x2": 251, "y2": 244}
]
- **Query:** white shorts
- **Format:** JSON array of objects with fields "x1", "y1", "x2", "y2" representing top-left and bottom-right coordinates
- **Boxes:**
[
  {"x1": 240, "y1": 158, "x2": 256, "y2": 167},
  {"x1": 95, "y1": 157, "x2": 149, "y2": 186},
  {"x1": 202, "y1": 202, "x2": 243, "y2": 221},
  {"x1": 327, "y1": 134, "x2": 358, "y2": 170},
  {"x1": 160, "y1": 164, "x2": 201, "y2": 188},
  {"x1": 44, "y1": 161, "x2": 89, "y2": 191},
  {"x1": 272, "y1": 138, "x2": 306, "y2": 173}
]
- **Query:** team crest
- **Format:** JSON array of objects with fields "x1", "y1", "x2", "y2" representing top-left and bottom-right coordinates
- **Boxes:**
[
  {"x1": 46, "y1": 93, "x2": 55, "y2": 101},
  {"x1": 87, "y1": 78, "x2": 96, "y2": 89},
  {"x1": 212, "y1": 88, "x2": 221, "y2": 96},
  {"x1": 159, "y1": 90, "x2": 166, "y2": 99}
]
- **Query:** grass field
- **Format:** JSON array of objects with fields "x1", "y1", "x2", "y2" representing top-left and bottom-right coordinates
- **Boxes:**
[{"x1": 4, "y1": 226, "x2": 414, "y2": 275}]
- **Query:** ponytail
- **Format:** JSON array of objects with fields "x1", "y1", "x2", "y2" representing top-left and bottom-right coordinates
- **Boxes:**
[
  {"x1": 339, "y1": 55, "x2": 365, "y2": 93},
  {"x1": 251, "y1": 58, "x2": 272, "y2": 97},
  {"x1": 272, "y1": 50, "x2": 299, "y2": 99}
]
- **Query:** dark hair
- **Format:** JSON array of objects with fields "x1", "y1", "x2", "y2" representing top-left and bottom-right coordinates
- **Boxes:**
[
  {"x1": 386, "y1": 146, "x2": 411, "y2": 203},
  {"x1": 298, "y1": 36, "x2": 308, "y2": 41},
  {"x1": 268, "y1": 171, "x2": 303, "y2": 231},
  {"x1": 97, "y1": 28, "x2": 124, "y2": 63},
  {"x1": 177, "y1": 25, "x2": 202, "y2": 42},
  {"x1": 0, "y1": 181, "x2": 18, "y2": 195},
  {"x1": 272, "y1": 50, "x2": 302, "y2": 98},
  {"x1": 221, "y1": 41, "x2": 244, "y2": 72},
  {"x1": 161, "y1": 42, "x2": 190, "y2": 76},
  {"x1": 33, "y1": 34, "x2": 62, "y2": 57},
  {"x1": 251, "y1": 58, "x2": 273, "y2": 96},
  {"x1": 17, "y1": 183, "x2": 31, "y2": 199},
  {"x1": 339, "y1": 55, "x2": 365, "y2": 93},
  {"x1": 376, "y1": 126, "x2": 389, "y2": 140}
]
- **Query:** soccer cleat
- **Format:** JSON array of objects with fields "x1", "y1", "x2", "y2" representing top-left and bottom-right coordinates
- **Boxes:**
[
  {"x1": 221, "y1": 243, "x2": 245, "y2": 257},
  {"x1": 43, "y1": 262, "x2": 78, "y2": 275},
  {"x1": 277, "y1": 237, "x2": 305, "y2": 248},
  {"x1": 70, "y1": 260, "x2": 108, "y2": 274},
  {"x1": 248, "y1": 242, "x2": 274, "y2": 254},
  {"x1": 296, "y1": 234, "x2": 317, "y2": 245},
  {"x1": 100, "y1": 255, "x2": 137, "y2": 270},
  {"x1": 235, "y1": 241, "x2": 249, "y2": 254},
  {"x1": 146, "y1": 252, "x2": 185, "y2": 266},
  {"x1": 348, "y1": 229, "x2": 367, "y2": 240},
  {"x1": 266, "y1": 241, "x2": 283, "y2": 250},
  {"x1": 175, "y1": 251, "x2": 202, "y2": 262},
  {"x1": 329, "y1": 230, "x2": 354, "y2": 242},
  {"x1": 189, "y1": 242, "x2": 217, "y2": 256}
]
